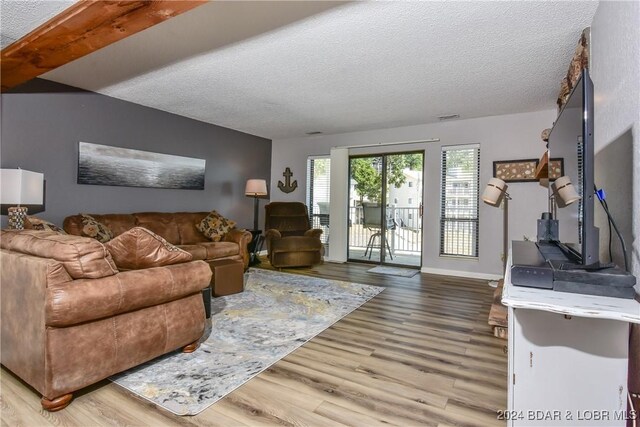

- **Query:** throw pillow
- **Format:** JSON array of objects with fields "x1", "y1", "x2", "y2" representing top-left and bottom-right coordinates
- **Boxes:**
[
  {"x1": 80, "y1": 214, "x2": 113, "y2": 243},
  {"x1": 24, "y1": 217, "x2": 66, "y2": 234},
  {"x1": 105, "y1": 227, "x2": 192, "y2": 270},
  {"x1": 196, "y1": 210, "x2": 236, "y2": 242}
]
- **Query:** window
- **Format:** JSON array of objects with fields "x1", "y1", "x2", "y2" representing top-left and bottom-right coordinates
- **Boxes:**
[
  {"x1": 408, "y1": 181, "x2": 414, "y2": 188},
  {"x1": 306, "y1": 156, "x2": 330, "y2": 246},
  {"x1": 408, "y1": 198, "x2": 413, "y2": 205},
  {"x1": 440, "y1": 144, "x2": 480, "y2": 257},
  {"x1": 394, "y1": 198, "x2": 398, "y2": 204}
]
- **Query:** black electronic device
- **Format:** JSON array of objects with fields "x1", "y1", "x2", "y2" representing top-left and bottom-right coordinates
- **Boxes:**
[
  {"x1": 549, "y1": 259, "x2": 636, "y2": 299},
  {"x1": 547, "y1": 69, "x2": 600, "y2": 267},
  {"x1": 510, "y1": 241, "x2": 555, "y2": 289}
]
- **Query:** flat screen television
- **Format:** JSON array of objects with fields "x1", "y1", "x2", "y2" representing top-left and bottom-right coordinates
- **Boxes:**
[{"x1": 547, "y1": 68, "x2": 599, "y2": 266}]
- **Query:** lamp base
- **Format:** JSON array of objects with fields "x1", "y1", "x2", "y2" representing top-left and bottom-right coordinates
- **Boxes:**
[{"x1": 8, "y1": 206, "x2": 28, "y2": 230}]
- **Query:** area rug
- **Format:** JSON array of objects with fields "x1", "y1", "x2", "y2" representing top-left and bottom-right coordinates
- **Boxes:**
[
  {"x1": 110, "y1": 268, "x2": 383, "y2": 416},
  {"x1": 368, "y1": 265, "x2": 420, "y2": 277}
]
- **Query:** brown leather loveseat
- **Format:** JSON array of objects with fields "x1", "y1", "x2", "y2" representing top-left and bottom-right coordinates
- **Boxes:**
[
  {"x1": 64, "y1": 212, "x2": 253, "y2": 272},
  {"x1": 0, "y1": 230, "x2": 212, "y2": 411}
]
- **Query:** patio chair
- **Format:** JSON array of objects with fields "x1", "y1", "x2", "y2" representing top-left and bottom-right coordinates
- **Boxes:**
[{"x1": 361, "y1": 202, "x2": 395, "y2": 260}]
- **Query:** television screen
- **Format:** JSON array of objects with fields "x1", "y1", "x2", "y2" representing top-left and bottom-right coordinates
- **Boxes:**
[{"x1": 547, "y1": 69, "x2": 598, "y2": 266}]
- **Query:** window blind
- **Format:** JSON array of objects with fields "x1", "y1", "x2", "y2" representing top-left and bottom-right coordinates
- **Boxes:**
[
  {"x1": 306, "y1": 156, "x2": 331, "y2": 245},
  {"x1": 439, "y1": 144, "x2": 480, "y2": 257}
]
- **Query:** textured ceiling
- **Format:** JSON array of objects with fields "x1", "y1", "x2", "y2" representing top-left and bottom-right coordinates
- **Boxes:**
[
  {"x1": 3, "y1": 1, "x2": 599, "y2": 140},
  {"x1": 0, "y1": 0, "x2": 76, "y2": 49}
]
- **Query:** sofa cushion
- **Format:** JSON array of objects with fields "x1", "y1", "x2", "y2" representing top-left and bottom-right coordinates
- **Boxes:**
[
  {"x1": 63, "y1": 214, "x2": 137, "y2": 238},
  {"x1": 45, "y1": 261, "x2": 211, "y2": 327},
  {"x1": 134, "y1": 212, "x2": 181, "y2": 245},
  {"x1": 79, "y1": 214, "x2": 113, "y2": 243},
  {"x1": 24, "y1": 217, "x2": 66, "y2": 234},
  {"x1": 178, "y1": 244, "x2": 208, "y2": 260},
  {"x1": 198, "y1": 241, "x2": 239, "y2": 259},
  {"x1": 105, "y1": 227, "x2": 192, "y2": 270},
  {"x1": 270, "y1": 235, "x2": 323, "y2": 253},
  {"x1": 0, "y1": 230, "x2": 118, "y2": 279},
  {"x1": 197, "y1": 210, "x2": 236, "y2": 242},
  {"x1": 174, "y1": 212, "x2": 210, "y2": 244}
]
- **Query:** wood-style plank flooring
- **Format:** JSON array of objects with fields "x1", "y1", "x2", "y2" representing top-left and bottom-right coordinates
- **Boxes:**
[{"x1": 1, "y1": 261, "x2": 508, "y2": 426}]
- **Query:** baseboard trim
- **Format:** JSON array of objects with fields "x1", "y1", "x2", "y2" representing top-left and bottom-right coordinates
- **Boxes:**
[{"x1": 420, "y1": 266, "x2": 502, "y2": 281}]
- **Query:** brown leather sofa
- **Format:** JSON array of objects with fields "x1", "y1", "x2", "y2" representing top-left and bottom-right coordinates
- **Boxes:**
[
  {"x1": 64, "y1": 212, "x2": 253, "y2": 272},
  {"x1": 0, "y1": 229, "x2": 212, "y2": 411},
  {"x1": 264, "y1": 202, "x2": 323, "y2": 268}
]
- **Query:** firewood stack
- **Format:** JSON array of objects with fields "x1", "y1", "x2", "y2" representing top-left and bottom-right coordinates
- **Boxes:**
[
  {"x1": 556, "y1": 29, "x2": 590, "y2": 112},
  {"x1": 540, "y1": 28, "x2": 590, "y2": 145}
]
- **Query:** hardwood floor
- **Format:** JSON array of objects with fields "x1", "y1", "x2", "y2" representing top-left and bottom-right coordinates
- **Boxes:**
[{"x1": 1, "y1": 261, "x2": 507, "y2": 427}]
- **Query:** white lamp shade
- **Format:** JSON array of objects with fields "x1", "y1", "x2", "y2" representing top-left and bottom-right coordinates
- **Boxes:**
[
  {"x1": 245, "y1": 179, "x2": 268, "y2": 196},
  {"x1": 1, "y1": 169, "x2": 44, "y2": 205},
  {"x1": 552, "y1": 175, "x2": 580, "y2": 206},
  {"x1": 482, "y1": 177, "x2": 508, "y2": 207}
]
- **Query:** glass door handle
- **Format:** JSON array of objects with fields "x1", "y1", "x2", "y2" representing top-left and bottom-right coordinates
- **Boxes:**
[{"x1": 419, "y1": 202, "x2": 423, "y2": 217}]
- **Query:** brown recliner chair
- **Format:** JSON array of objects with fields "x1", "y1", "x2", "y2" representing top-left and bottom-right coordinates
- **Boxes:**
[{"x1": 264, "y1": 202, "x2": 323, "y2": 268}]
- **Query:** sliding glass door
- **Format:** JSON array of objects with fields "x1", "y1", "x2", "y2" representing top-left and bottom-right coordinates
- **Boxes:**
[{"x1": 348, "y1": 152, "x2": 423, "y2": 267}]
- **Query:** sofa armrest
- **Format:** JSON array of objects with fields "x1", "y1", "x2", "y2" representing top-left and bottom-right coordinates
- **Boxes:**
[
  {"x1": 46, "y1": 260, "x2": 212, "y2": 327},
  {"x1": 0, "y1": 250, "x2": 53, "y2": 395},
  {"x1": 304, "y1": 228, "x2": 323, "y2": 239},
  {"x1": 264, "y1": 229, "x2": 282, "y2": 253},
  {"x1": 265, "y1": 229, "x2": 282, "y2": 240},
  {"x1": 222, "y1": 228, "x2": 252, "y2": 269}
]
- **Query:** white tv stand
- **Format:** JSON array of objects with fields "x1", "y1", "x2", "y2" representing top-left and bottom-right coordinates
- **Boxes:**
[{"x1": 502, "y1": 253, "x2": 640, "y2": 426}]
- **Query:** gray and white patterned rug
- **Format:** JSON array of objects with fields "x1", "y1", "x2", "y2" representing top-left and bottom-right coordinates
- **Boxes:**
[
  {"x1": 368, "y1": 265, "x2": 420, "y2": 277},
  {"x1": 110, "y1": 268, "x2": 383, "y2": 415}
]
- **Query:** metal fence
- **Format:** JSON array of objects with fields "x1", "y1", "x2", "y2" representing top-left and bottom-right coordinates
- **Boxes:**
[
  {"x1": 311, "y1": 206, "x2": 478, "y2": 260},
  {"x1": 348, "y1": 206, "x2": 422, "y2": 254}
]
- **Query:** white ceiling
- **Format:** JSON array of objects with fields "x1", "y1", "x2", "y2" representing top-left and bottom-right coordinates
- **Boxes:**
[
  {"x1": 0, "y1": 0, "x2": 76, "y2": 49},
  {"x1": 2, "y1": 1, "x2": 599, "y2": 140}
]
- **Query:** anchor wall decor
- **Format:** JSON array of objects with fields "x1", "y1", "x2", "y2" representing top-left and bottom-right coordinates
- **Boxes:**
[{"x1": 277, "y1": 167, "x2": 298, "y2": 193}]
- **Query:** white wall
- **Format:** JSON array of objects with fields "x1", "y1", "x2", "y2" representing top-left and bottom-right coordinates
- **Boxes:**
[
  {"x1": 590, "y1": 1, "x2": 640, "y2": 286},
  {"x1": 271, "y1": 109, "x2": 556, "y2": 277}
]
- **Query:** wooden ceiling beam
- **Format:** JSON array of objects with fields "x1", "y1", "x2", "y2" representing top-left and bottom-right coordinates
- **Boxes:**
[{"x1": 1, "y1": 0, "x2": 207, "y2": 92}]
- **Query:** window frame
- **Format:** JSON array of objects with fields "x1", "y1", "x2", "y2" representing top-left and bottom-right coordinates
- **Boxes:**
[{"x1": 439, "y1": 144, "x2": 480, "y2": 258}]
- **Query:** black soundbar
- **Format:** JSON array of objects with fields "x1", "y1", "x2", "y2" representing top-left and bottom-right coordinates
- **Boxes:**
[{"x1": 510, "y1": 240, "x2": 637, "y2": 299}]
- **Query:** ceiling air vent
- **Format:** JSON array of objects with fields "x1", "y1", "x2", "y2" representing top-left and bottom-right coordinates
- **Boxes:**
[
  {"x1": 306, "y1": 131, "x2": 323, "y2": 135},
  {"x1": 438, "y1": 114, "x2": 460, "y2": 121}
]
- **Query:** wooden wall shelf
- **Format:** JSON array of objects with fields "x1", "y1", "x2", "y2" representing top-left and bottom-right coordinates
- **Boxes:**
[{"x1": 535, "y1": 151, "x2": 549, "y2": 180}]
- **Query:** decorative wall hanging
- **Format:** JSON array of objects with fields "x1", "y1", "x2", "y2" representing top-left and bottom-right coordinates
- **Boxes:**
[
  {"x1": 78, "y1": 142, "x2": 205, "y2": 189},
  {"x1": 277, "y1": 167, "x2": 298, "y2": 193},
  {"x1": 493, "y1": 159, "x2": 538, "y2": 183},
  {"x1": 548, "y1": 158, "x2": 564, "y2": 181}
]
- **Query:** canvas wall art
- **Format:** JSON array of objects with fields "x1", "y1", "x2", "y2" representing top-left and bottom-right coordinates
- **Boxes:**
[
  {"x1": 78, "y1": 142, "x2": 205, "y2": 190},
  {"x1": 548, "y1": 158, "x2": 564, "y2": 181},
  {"x1": 493, "y1": 159, "x2": 538, "y2": 182}
]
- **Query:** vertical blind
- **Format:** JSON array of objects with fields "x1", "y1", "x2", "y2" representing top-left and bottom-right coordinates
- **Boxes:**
[
  {"x1": 306, "y1": 156, "x2": 331, "y2": 245},
  {"x1": 439, "y1": 144, "x2": 480, "y2": 257}
]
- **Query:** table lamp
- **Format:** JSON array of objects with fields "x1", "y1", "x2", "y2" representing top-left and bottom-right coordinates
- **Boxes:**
[
  {"x1": 245, "y1": 179, "x2": 268, "y2": 230},
  {"x1": 1, "y1": 169, "x2": 44, "y2": 229}
]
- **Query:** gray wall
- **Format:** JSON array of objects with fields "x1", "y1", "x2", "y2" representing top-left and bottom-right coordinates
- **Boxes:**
[
  {"x1": 591, "y1": 0, "x2": 639, "y2": 285},
  {"x1": 0, "y1": 79, "x2": 271, "y2": 229},
  {"x1": 271, "y1": 109, "x2": 557, "y2": 277}
]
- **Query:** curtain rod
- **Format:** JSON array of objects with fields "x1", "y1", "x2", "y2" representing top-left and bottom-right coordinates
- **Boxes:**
[{"x1": 333, "y1": 138, "x2": 440, "y2": 150}]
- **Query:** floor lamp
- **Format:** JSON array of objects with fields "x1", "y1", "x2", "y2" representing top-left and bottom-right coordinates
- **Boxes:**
[
  {"x1": 482, "y1": 177, "x2": 511, "y2": 273},
  {"x1": 245, "y1": 179, "x2": 268, "y2": 231}
]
